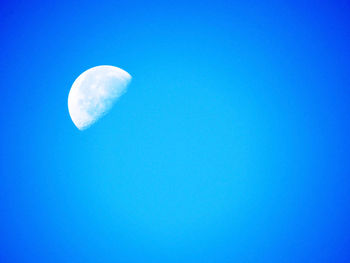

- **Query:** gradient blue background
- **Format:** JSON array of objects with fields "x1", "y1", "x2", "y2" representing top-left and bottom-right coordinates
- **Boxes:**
[{"x1": 1, "y1": 0, "x2": 350, "y2": 262}]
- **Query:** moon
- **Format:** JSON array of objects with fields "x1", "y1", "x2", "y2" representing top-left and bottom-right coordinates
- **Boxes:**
[{"x1": 68, "y1": 65, "x2": 131, "y2": 130}]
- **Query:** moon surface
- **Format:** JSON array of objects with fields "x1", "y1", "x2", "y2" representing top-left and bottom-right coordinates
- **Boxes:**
[{"x1": 68, "y1": 65, "x2": 131, "y2": 130}]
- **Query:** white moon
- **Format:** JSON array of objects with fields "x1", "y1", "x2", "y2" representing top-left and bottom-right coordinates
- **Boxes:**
[{"x1": 68, "y1": 65, "x2": 131, "y2": 130}]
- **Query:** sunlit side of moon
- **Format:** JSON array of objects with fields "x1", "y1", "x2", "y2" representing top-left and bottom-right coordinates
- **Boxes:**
[{"x1": 68, "y1": 65, "x2": 131, "y2": 130}]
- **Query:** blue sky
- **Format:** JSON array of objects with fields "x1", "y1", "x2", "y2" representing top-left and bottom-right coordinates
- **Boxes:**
[{"x1": 1, "y1": 0, "x2": 350, "y2": 262}]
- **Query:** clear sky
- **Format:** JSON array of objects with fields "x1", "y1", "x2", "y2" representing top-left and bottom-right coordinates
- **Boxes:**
[{"x1": 1, "y1": 0, "x2": 350, "y2": 262}]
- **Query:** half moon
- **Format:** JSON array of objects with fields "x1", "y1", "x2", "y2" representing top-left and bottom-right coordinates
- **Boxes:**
[{"x1": 68, "y1": 65, "x2": 131, "y2": 130}]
